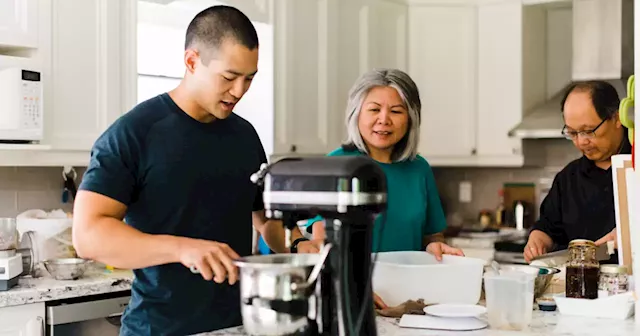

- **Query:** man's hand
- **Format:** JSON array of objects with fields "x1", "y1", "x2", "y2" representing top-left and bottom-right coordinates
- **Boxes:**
[
  {"x1": 595, "y1": 228, "x2": 617, "y2": 248},
  {"x1": 426, "y1": 242, "x2": 465, "y2": 261},
  {"x1": 295, "y1": 240, "x2": 322, "y2": 253},
  {"x1": 178, "y1": 238, "x2": 241, "y2": 284},
  {"x1": 524, "y1": 230, "x2": 553, "y2": 263}
]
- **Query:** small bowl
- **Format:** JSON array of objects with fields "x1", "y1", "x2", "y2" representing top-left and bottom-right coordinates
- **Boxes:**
[
  {"x1": 43, "y1": 258, "x2": 93, "y2": 280},
  {"x1": 536, "y1": 297, "x2": 557, "y2": 311}
]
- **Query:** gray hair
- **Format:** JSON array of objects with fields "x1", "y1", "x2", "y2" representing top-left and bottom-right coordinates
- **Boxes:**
[{"x1": 344, "y1": 68, "x2": 422, "y2": 162}]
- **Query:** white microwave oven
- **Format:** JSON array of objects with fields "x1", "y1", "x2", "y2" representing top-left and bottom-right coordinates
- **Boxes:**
[{"x1": 0, "y1": 67, "x2": 44, "y2": 142}]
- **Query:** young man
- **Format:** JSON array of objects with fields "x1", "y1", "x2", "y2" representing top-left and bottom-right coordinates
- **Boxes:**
[
  {"x1": 72, "y1": 6, "x2": 316, "y2": 336},
  {"x1": 524, "y1": 80, "x2": 632, "y2": 264}
]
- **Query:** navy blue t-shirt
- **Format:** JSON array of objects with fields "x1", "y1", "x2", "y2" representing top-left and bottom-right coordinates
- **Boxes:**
[{"x1": 79, "y1": 93, "x2": 266, "y2": 336}]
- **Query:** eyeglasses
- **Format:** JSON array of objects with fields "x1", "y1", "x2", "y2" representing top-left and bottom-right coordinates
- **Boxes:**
[{"x1": 561, "y1": 118, "x2": 608, "y2": 140}]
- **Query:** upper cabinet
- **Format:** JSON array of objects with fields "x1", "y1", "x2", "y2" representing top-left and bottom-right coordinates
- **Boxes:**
[
  {"x1": 0, "y1": 0, "x2": 38, "y2": 49},
  {"x1": 408, "y1": 0, "x2": 525, "y2": 167},
  {"x1": 271, "y1": 0, "x2": 408, "y2": 156},
  {"x1": 409, "y1": 4, "x2": 478, "y2": 160},
  {"x1": 46, "y1": 0, "x2": 136, "y2": 151}
]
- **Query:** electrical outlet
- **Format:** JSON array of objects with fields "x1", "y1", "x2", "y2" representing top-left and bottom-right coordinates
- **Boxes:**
[{"x1": 459, "y1": 181, "x2": 472, "y2": 203}]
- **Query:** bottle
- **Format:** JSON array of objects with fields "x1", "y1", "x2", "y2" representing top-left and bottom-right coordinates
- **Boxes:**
[
  {"x1": 495, "y1": 189, "x2": 505, "y2": 227},
  {"x1": 566, "y1": 239, "x2": 600, "y2": 299}
]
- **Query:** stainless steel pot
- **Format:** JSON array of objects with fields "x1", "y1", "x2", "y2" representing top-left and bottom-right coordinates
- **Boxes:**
[{"x1": 234, "y1": 245, "x2": 331, "y2": 336}]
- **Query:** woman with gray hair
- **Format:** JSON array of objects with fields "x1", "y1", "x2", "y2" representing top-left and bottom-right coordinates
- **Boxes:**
[{"x1": 303, "y1": 68, "x2": 463, "y2": 261}]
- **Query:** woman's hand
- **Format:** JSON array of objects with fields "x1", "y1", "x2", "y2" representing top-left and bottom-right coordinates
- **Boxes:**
[
  {"x1": 373, "y1": 292, "x2": 388, "y2": 309},
  {"x1": 426, "y1": 242, "x2": 464, "y2": 261}
]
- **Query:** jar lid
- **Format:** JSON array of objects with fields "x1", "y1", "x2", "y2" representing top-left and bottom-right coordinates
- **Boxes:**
[
  {"x1": 600, "y1": 264, "x2": 628, "y2": 275},
  {"x1": 568, "y1": 239, "x2": 596, "y2": 247}
]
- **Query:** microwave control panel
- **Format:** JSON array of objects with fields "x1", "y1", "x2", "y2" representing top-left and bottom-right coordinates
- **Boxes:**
[{"x1": 20, "y1": 70, "x2": 42, "y2": 130}]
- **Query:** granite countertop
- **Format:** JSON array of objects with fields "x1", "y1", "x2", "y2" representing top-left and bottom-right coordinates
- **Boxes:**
[
  {"x1": 0, "y1": 267, "x2": 133, "y2": 307},
  {"x1": 199, "y1": 310, "x2": 640, "y2": 335}
]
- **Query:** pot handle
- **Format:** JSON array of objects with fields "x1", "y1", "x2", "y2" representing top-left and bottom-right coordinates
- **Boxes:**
[{"x1": 291, "y1": 243, "x2": 332, "y2": 293}]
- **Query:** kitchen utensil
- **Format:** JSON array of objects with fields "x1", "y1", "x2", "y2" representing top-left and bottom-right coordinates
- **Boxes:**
[
  {"x1": 372, "y1": 251, "x2": 485, "y2": 307},
  {"x1": 423, "y1": 304, "x2": 486, "y2": 318},
  {"x1": 502, "y1": 183, "x2": 536, "y2": 229},
  {"x1": 531, "y1": 243, "x2": 611, "y2": 266},
  {"x1": 0, "y1": 218, "x2": 22, "y2": 291},
  {"x1": 251, "y1": 155, "x2": 388, "y2": 336},
  {"x1": 484, "y1": 269, "x2": 536, "y2": 331},
  {"x1": 43, "y1": 258, "x2": 93, "y2": 280},
  {"x1": 496, "y1": 264, "x2": 560, "y2": 300},
  {"x1": 0, "y1": 217, "x2": 18, "y2": 250}
]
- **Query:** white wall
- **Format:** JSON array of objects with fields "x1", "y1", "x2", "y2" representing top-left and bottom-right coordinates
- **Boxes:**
[{"x1": 137, "y1": 0, "x2": 275, "y2": 155}]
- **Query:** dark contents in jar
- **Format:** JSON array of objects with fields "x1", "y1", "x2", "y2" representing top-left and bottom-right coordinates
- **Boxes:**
[{"x1": 566, "y1": 266, "x2": 599, "y2": 299}]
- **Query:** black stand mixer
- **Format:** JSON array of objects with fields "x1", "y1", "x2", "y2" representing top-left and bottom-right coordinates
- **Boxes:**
[{"x1": 241, "y1": 155, "x2": 387, "y2": 336}]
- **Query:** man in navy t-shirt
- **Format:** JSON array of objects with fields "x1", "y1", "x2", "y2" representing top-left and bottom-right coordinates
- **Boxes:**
[{"x1": 72, "y1": 6, "x2": 317, "y2": 336}]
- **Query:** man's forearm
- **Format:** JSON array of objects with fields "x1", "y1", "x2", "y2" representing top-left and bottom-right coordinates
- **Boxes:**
[{"x1": 74, "y1": 217, "x2": 182, "y2": 269}]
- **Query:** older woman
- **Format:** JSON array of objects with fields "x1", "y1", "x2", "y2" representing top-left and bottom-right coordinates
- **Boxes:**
[{"x1": 307, "y1": 68, "x2": 463, "y2": 261}]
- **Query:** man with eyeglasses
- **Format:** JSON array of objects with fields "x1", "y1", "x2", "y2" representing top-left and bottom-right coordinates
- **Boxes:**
[{"x1": 524, "y1": 80, "x2": 632, "y2": 264}]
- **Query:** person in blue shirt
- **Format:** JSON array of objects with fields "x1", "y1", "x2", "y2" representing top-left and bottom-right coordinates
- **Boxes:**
[
  {"x1": 308, "y1": 68, "x2": 464, "y2": 264},
  {"x1": 72, "y1": 6, "x2": 316, "y2": 336}
]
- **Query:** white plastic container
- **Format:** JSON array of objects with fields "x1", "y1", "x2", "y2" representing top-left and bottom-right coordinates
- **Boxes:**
[
  {"x1": 484, "y1": 270, "x2": 536, "y2": 331},
  {"x1": 371, "y1": 251, "x2": 485, "y2": 307},
  {"x1": 554, "y1": 292, "x2": 635, "y2": 320},
  {"x1": 16, "y1": 209, "x2": 74, "y2": 263}
]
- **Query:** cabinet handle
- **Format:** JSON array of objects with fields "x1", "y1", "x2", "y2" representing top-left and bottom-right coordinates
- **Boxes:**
[
  {"x1": 471, "y1": 148, "x2": 477, "y2": 155},
  {"x1": 290, "y1": 145, "x2": 297, "y2": 153}
]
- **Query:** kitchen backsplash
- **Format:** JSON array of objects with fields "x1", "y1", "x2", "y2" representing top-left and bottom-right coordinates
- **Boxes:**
[
  {"x1": 0, "y1": 167, "x2": 86, "y2": 217},
  {"x1": 0, "y1": 140, "x2": 579, "y2": 220},
  {"x1": 432, "y1": 139, "x2": 581, "y2": 225}
]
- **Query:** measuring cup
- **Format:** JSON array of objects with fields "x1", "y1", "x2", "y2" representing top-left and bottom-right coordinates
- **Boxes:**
[{"x1": 483, "y1": 269, "x2": 536, "y2": 331}]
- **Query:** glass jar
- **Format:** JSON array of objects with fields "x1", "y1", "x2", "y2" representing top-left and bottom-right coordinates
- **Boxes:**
[
  {"x1": 598, "y1": 265, "x2": 629, "y2": 297},
  {"x1": 565, "y1": 239, "x2": 599, "y2": 299}
]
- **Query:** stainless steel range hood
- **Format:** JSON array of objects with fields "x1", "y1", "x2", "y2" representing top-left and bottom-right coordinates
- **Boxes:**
[{"x1": 510, "y1": 0, "x2": 634, "y2": 139}]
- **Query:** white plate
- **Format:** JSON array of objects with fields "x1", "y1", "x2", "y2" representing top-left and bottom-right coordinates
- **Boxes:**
[
  {"x1": 423, "y1": 304, "x2": 487, "y2": 318},
  {"x1": 399, "y1": 314, "x2": 488, "y2": 331}
]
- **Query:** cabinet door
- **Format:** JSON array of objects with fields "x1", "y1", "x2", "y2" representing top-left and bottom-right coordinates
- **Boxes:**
[
  {"x1": 0, "y1": 0, "x2": 38, "y2": 49},
  {"x1": 0, "y1": 303, "x2": 45, "y2": 336},
  {"x1": 46, "y1": 0, "x2": 134, "y2": 150},
  {"x1": 409, "y1": 5, "x2": 477, "y2": 158},
  {"x1": 476, "y1": 2, "x2": 523, "y2": 158},
  {"x1": 272, "y1": 0, "x2": 342, "y2": 155},
  {"x1": 366, "y1": 0, "x2": 408, "y2": 72}
]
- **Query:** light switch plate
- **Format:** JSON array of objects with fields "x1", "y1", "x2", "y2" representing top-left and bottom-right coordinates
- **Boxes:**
[{"x1": 459, "y1": 181, "x2": 472, "y2": 203}]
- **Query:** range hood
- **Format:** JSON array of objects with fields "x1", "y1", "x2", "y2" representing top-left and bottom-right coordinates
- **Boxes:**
[{"x1": 510, "y1": 0, "x2": 634, "y2": 139}]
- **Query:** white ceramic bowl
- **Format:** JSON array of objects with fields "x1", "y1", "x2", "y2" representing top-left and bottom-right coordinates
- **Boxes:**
[{"x1": 372, "y1": 251, "x2": 485, "y2": 307}]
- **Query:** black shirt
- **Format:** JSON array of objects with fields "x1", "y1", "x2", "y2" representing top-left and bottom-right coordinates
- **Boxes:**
[
  {"x1": 79, "y1": 93, "x2": 267, "y2": 336},
  {"x1": 532, "y1": 135, "x2": 632, "y2": 263}
]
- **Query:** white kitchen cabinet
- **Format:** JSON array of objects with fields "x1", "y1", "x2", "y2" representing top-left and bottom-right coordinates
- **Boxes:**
[
  {"x1": 272, "y1": 0, "x2": 341, "y2": 155},
  {"x1": 0, "y1": 0, "x2": 38, "y2": 49},
  {"x1": 409, "y1": 0, "x2": 524, "y2": 166},
  {"x1": 408, "y1": 4, "x2": 478, "y2": 160},
  {"x1": 476, "y1": 1, "x2": 523, "y2": 160},
  {"x1": 0, "y1": 303, "x2": 45, "y2": 336},
  {"x1": 45, "y1": 0, "x2": 137, "y2": 151}
]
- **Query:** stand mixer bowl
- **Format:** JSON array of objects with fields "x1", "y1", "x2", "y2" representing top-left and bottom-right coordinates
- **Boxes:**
[
  {"x1": 0, "y1": 218, "x2": 18, "y2": 251},
  {"x1": 234, "y1": 253, "x2": 322, "y2": 336}
]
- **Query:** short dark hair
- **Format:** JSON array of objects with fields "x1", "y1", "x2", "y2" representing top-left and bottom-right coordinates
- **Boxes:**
[
  {"x1": 560, "y1": 80, "x2": 621, "y2": 120},
  {"x1": 184, "y1": 5, "x2": 259, "y2": 63}
]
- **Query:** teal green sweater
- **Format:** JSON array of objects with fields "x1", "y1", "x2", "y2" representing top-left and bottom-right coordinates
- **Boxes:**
[{"x1": 306, "y1": 147, "x2": 447, "y2": 252}]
